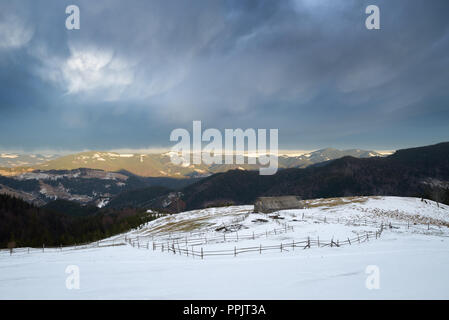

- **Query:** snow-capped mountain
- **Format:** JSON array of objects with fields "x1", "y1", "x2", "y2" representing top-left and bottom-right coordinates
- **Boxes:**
[
  {"x1": 0, "y1": 153, "x2": 59, "y2": 168},
  {"x1": 0, "y1": 148, "x2": 385, "y2": 178},
  {"x1": 279, "y1": 148, "x2": 384, "y2": 168}
]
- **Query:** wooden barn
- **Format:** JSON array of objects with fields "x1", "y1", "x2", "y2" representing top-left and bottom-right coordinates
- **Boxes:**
[{"x1": 254, "y1": 196, "x2": 305, "y2": 213}]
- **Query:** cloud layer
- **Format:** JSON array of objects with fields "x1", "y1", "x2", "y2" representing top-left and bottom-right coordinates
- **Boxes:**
[{"x1": 0, "y1": 0, "x2": 448, "y2": 152}]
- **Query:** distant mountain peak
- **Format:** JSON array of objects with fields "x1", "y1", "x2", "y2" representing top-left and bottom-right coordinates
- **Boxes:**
[{"x1": 0, "y1": 147, "x2": 385, "y2": 178}]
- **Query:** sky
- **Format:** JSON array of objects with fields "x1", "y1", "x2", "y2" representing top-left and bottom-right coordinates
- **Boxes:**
[{"x1": 0, "y1": 0, "x2": 448, "y2": 154}]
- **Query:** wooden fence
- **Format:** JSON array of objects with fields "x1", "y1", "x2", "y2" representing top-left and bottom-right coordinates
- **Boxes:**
[
  {"x1": 145, "y1": 224, "x2": 295, "y2": 249},
  {"x1": 2, "y1": 238, "x2": 126, "y2": 256},
  {"x1": 5, "y1": 214, "x2": 447, "y2": 257},
  {"x1": 131, "y1": 229, "x2": 383, "y2": 259}
]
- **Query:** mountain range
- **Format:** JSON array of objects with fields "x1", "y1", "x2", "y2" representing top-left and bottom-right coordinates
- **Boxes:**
[
  {"x1": 179, "y1": 142, "x2": 449, "y2": 210},
  {"x1": 2, "y1": 143, "x2": 448, "y2": 212},
  {"x1": 0, "y1": 147, "x2": 385, "y2": 208},
  {"x1": 0, "y1": 148, "x2": 384, "y2": 178},
  {"x1": 0, "y1": 154, "x2": 59, "y2": 168}
]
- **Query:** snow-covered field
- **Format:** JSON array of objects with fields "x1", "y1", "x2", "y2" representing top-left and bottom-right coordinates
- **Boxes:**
[{"x1": 1, "y1": 196, "x2": 449, "y2": 299}]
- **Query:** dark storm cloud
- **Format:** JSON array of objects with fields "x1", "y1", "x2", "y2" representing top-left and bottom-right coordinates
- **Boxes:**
[{"x1": 0, "y1": 0, "x2": 448, "y2": 152}]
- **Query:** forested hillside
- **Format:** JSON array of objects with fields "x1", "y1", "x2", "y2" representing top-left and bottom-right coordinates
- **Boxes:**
[{"x1": 0, "y1": 194, "x2": 156, "y2": 248}]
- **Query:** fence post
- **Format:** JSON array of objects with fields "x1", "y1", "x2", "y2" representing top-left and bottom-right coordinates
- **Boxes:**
[
  {"x1": 366, "y1": 233, "x2": 369, "y2": 241},
  {"x1": 43, "y1": 244, "x2": 45, "y2": 252},
  {"x1": 266, "y1": 231, "x2": 268, "y2": 238},
  {"x1": 234, "y1": 246, "x2": 236, "y2": 257},
  {"x1": 292, "y1": 240, "x2": 295, "y2": 250},
  {"x1": 162, "y1": 244, "x2": 164, "y2": 252},
  {"x1": 236, "y1": 232, "x2": 239, "y2": 241},
  {"x1": 348, "y1": 237, "x2": 351, "y2": 245},
  {"x1": 302, "y1": 213, "x2": 304, "y2": 220},
  {"x1": 201, "y1": 247, "x2": 203, "y2": 260},
  {"x1": 252, "y1": 232, "x2": 255, "y2": 240},
  {"x1": 224, "y1": 233, "x2": 226, "y2": 242},
  {"x1": 331, "y1": 238, "x2": 333, "y2": 247},
  {"x1": 307, "y1": 236, "x2": 310, "y2": 249},
  {"x1": 153, "y1": 242, "x2": 155, "y2": 251},
  {"x1": 318, "y1": 236, "x2": 320, "y2": 247},
  {"x1": 280, "y1": 243, "x2": 283, "y2": 252},
  {"x1": 259, "y1": 244, "x2": 262, "y2": 254}
]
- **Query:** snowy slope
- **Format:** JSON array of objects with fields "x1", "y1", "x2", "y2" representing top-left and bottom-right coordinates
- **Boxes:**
[{"x1": 1, "y1": 196, "x2": 448, "y2": 299}]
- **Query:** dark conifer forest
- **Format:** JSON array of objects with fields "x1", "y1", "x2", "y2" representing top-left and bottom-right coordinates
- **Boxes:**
[{"x1": 0, "y1": 194, "x2": 156, "y2": 248}]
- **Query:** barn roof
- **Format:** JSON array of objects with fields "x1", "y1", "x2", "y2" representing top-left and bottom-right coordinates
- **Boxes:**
[{"x1": 254, "y1": 196, "x2": 304, "y2": 213}]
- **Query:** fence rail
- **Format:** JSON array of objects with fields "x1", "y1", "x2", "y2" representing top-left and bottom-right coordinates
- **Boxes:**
[
  {"x1": 145, "y1": 224, "x2": 295, "y2": 249},
  {"x1": 1, "y1": 238, "x2": 127, "y2": 256},
  {"x1": 137, "y1": 229, "x2": 383, "y2": 259}
]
